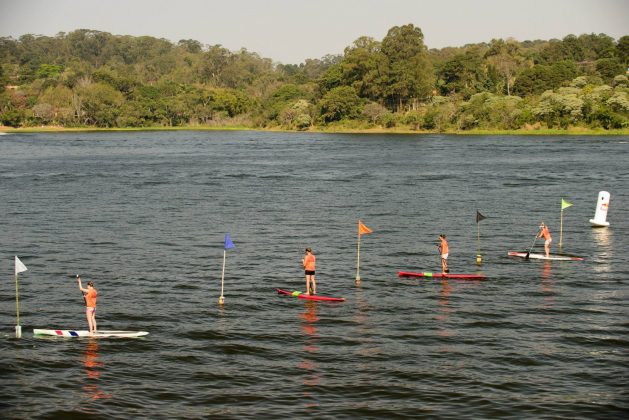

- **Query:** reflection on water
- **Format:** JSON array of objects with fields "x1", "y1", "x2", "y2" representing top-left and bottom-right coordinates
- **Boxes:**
[
  {"x1": 300, "y1": 301, "x2": 320, "y2": 407},
  {"x1": 3, "y1": 132, "x2": 628, "y2": 418},
  {"x1": 437, "y1": 280, "x2": 452, "y2": 338},
  {"x1": 541, "y1": 261, "x2": 555, "y2": 310},
  {"x1": 352, "y1": 287, "x2": 382, "y2": 362},
  {"x1": 591, "y1": 226, "x2": 612, "y2": 248},
  {"x1": 82, "y1": 339, "x2": 112, "y2": 401},
  {"x1": 542, "y1": 260, "x2": 552, "y2": 280},
  {"x1": 591, "y1": 228, "x2": 613, "y2": 273}
]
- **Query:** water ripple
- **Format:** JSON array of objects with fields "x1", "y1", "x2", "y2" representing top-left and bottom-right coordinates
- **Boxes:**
[{"x1": 0, "y1": 132, "x2": 627, "y2": 419}]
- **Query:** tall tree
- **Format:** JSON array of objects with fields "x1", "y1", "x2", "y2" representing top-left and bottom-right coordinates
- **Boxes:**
[
  {"x1": 485, "y1": 39, "x2": 523, "y2": 96},
  {"x1": 381, "y1": 24, "x2": 434, "y2": 111},
  {"x1": 578, "y1": 33, "x2": 616, "y2": 61},
  {"x1": 437, "y1": 50, "x2": 486, "y2": 98},
  {"x1": 318, "y1": 86, "x2": 363, "y2": 122},
  {"x1": 177, "y1": 39, "x2": 202, "y2": 54},
  {"x1": 199, "y1": 45, "x2": 232, "y2": 86},
  {"x1": 340, "y1": 36, "x2": 388, "y2": 102},
  {"x1": 617, "y1": 35, "x2": 629, "y2": 65}
]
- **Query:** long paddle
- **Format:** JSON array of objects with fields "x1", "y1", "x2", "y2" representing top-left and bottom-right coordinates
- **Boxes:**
[
  {"x1": 77, "y1": 274, "x2": 86, "y2": 305},
  {"x1": 525, "y1": 230, "x2": 541, "y2": 260}
]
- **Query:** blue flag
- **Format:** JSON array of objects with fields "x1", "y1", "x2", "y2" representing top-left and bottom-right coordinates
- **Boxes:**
[{"x1": 224, "y1": 233, "x2": 236, "y2": 250}]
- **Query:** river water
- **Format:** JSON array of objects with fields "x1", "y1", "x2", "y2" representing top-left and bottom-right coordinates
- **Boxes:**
[{"x1": 0, "y1": 131, "x2": 627, "y2": 419}]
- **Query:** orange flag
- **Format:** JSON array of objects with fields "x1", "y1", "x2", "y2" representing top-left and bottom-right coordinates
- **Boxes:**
[{"x1": 358, "y1": 220, "x2": 373, "y2": 235}]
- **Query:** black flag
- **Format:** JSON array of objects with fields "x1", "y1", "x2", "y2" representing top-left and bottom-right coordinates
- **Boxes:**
[{"x1": 476, "y1": 211, "x2": 486, "y2": 223}]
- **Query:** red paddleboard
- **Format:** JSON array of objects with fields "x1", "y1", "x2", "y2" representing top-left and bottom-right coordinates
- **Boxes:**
[
  {"x1": 398, "y1": 271, "x2": 487, "y2": 280},
  {"x1": 276, "y1": 288, "x2": 345, "y2": 302}
]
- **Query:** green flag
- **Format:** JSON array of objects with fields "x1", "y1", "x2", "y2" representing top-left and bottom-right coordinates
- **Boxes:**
[{"x1": 561, "y1": 198, "x2": 573, "y2": 210}]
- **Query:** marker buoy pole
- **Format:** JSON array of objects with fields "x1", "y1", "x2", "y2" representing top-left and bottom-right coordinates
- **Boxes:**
[
  {"x1": 475, "y1": 211, "x2": 486, "y2": 266},
  {"x1": 589, "y1": 191, "x2": 610, "y2": 227},
  {"x1": 356, "y1": 220, "x2": 373, "y2": 285},
  {"x1": 219, "y1": 250, "x2": 226, "y2": 305},
  {"x1": 15, "y1": 267, "x2": 21, "y2": 337},
  {"x1": 219, "y1": 233, "x2": 235, "y2": 306},
  {"x1": 355, "y1": 233, "x2": 361, "y2": 284},
  {"x1": 14, "y1": 256, "x2": 28, "y2": 338},
  {"x1": 15, "y1": 272, "x2": 21, "y2": 338},
  {"x1": 476, "y1": 222, "x2": 482, "y2": 265},
  {"x1": 559, "y1": 198, "x2": 573, "y2": 248},
  {"x1": 559, "y1": 209, "x2": 564, "y2": 248}
]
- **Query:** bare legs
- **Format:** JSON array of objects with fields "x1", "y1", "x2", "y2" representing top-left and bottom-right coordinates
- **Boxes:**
[
  {"x1": 86, "y1": 307, "x2": 97, "y2": 334},
  {"x1": 306, "y1": 274, "x2": 316, "y2": 295}
]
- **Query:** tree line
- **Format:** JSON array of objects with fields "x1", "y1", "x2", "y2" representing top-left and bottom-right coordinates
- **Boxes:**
[{"x1": 1, "y1": 26, "x2": 628, "y2": 130}]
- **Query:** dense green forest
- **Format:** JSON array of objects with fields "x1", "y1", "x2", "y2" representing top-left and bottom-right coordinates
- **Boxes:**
[{"x1": 1, "y1": 25, "x2": 628, "y2": 131}]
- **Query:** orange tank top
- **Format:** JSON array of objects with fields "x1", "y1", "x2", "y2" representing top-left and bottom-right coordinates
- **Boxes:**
[
  {"x1": 304, "y1": 254, "x2": 316, "y2": 271},
  {"x1": 541, "y1": 226, "x2": 551, "y2": 240},
  {"x1": 85, "y1": 288, "x2": 97, "y2": 308}
]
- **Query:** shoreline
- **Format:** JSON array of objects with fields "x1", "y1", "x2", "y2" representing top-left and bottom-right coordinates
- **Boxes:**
[{"x1": 1, "y1": 125, "x2": 628, "y2": 136}]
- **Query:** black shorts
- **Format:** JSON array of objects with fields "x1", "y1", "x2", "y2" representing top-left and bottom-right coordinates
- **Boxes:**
[{"x1": 305, "y1": 270, "x2": 315, "y2": 276}]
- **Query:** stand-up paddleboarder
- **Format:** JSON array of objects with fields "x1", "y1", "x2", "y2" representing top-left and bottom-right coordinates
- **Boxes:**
[
  {"x1": 302, "y1": 247, "x2": 316, "y2": 295},
  {"x1": 439, "y1": 234, "x2": 449, "y2": 273},
  {"x1": 77, "y1": 276, "x2": 98, "y2": 334},
  {"x1": 537, "y1": 222, "x2": 552, "y2": 258}
]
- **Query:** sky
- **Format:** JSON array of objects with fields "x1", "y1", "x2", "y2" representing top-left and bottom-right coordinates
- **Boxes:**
[{"x1": 1, "y1": 0, "x2": 627, "y2": 64}]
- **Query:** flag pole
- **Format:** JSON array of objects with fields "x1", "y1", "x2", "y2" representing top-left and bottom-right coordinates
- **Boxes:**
[
  {"x1": 355, "y1": 220, "x2": 372, "y2": 284},
  {"x1": 476, "y1": 222, "x2": 482, "y2": 265},
  {"x1": 559, "y1": 198, "x2": 573, "y2": 248},
  {"x1": 219, "y1": 250, "x2": 226, "y2": 305},
  {"x1": 219, "y1": 233, "x2": 235, "y2": 306},
  {"x1": 15, "y1": 272, "x2": 21, "y2": 338},
  {"x1": 475, "y1": 211, "x2": 485, "y2": 265},
  {"x1": 356, "y1": 230, "x2": 361, "y2": 284},
  {"x1": 559, "y1": 208, "x2": 564, "y2": 249}
]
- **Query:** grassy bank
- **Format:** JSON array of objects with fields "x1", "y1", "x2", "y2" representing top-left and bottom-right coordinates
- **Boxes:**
[
  {"x1": 2, "y1": 125, "x2": 629, "y2": 136},
  {"x1": 0, "y1": 125, "x2": 255, "y2": 133}
]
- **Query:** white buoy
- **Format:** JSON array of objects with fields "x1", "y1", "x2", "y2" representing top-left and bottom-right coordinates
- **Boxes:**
[
  {"x1": 15, "y1": 325, "x2": 22, "y2": 338},
  {"x1": 589, "y1": 191, "x2": 610, "y2": 227}
]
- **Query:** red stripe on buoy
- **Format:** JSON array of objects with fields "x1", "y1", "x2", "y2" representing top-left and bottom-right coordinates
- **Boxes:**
[{"x1": 55, "y1": 330, "x2": 63, "y2": 335}]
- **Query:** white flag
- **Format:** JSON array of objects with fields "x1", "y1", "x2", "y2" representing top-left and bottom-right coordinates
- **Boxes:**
[{"x1": 15, "y1": 256, "x2": 28, "y2": 275}]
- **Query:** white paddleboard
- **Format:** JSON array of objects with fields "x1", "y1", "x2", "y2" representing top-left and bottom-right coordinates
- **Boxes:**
[
  {"x1": 507, "y1": 251, "x2": 584, "y2": 261},
  {"x1": 33, "y1": 329, "x2": 149, "y2": 338}
]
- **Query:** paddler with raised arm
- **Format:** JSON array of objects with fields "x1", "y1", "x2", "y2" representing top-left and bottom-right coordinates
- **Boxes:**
[
  {"x1": 77, "y1": 275, "x2": 98, "y2": 335},
  {"x1": 537, "y1": 222, "x2": 552, "y2": 258}
]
